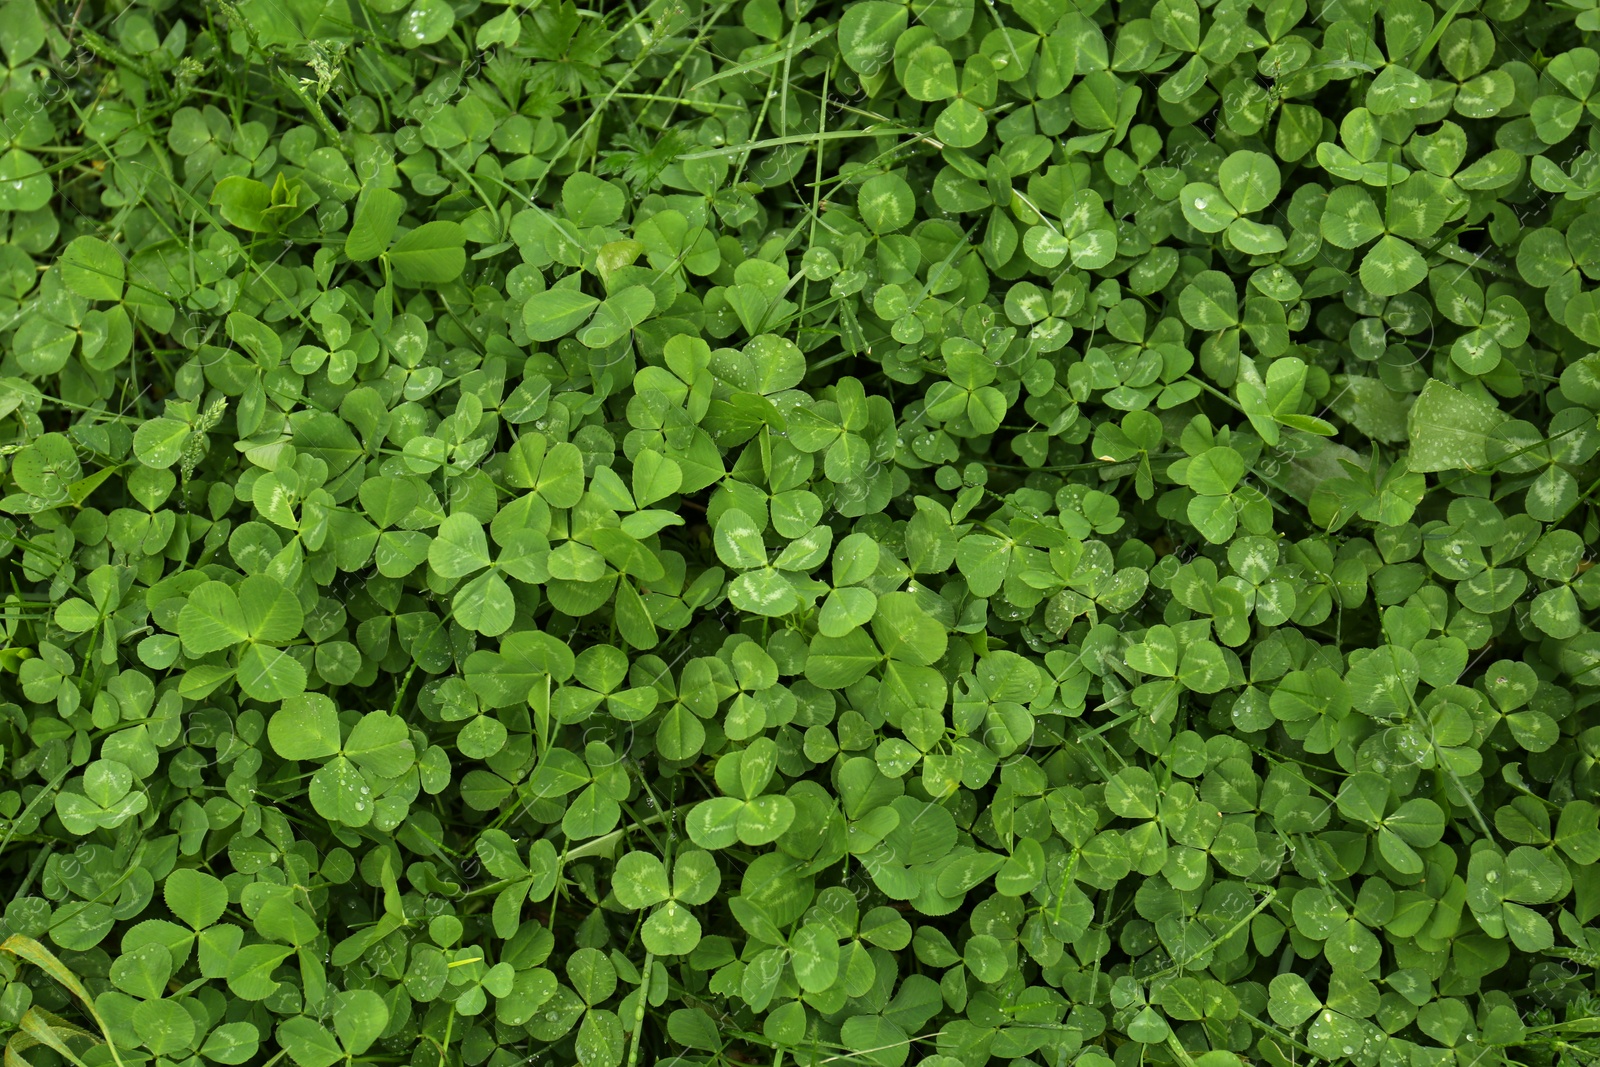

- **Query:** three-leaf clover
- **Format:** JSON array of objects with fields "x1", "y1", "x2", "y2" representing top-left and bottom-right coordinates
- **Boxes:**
[
  {"x1": 688, "y1": 737, "x2": 797, "y2": 848},
  {"x1": 267, "y1": 695, "x2": 417, "y2": 828},
  {"x1": 611, "y1": 849, "x2": 720, "y2": 955},
  {"x1": 175, "y1": 571, "x2": 307, "y2": 701},
  {"x1": 1182, "y1": 150, "x2": 1286, "y2": 254}
]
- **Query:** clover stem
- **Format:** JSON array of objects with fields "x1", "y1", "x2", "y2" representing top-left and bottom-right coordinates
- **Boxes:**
[
  {"x1": 0, "y1": 766, "x2": 70, "y2": 860},
  {"x1": 626, "y1": 949, "x2": 654, "y2": 1067},
  {"x1": 1163, "y1": 1034, "x2": 1198, "y2": 1067},
  {"x1": 1183, "y1": 373, "x2": 1246, "y2": 414},
  {"x1": 563, "y1": 806, "x2": 683, "y2": 863},
  {"x1": 437, "y1": 1007, "x2": 454, "y2": 1067},
  {"x1": 1553, "y1": 469, "x2": 1600, "y2": 526},
  {"x1": 1423, "y1": 700, "x2": 1497, "y2": 841},
  {"x1": 1148, "y1": 887, "x2": 1277, "y2": 983},
  {"x1": 388, "y1": 660, "x2": 418, "y2": 720},
  {"x1": 1235, "y1": 1009, "x2": 1320, "y2": 1058},
  {"x1": 12, "y1": 840, "x2": 53, "y2": 899}
]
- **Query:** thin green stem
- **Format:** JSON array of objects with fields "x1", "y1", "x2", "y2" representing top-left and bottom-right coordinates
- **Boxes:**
[{"x1": 626, "y1": 949, "x2": 654, "y2": 1067}]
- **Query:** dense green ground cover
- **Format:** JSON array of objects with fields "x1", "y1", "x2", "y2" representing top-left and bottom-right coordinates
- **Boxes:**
[{"x1": 1, "y1": 0, "x2": 1600, "y2": 1066}]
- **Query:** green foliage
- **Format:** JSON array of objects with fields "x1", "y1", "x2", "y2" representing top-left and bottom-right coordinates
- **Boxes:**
[{"x1": 3, "y1": 1, "x2": 1600, "y2": 1067}]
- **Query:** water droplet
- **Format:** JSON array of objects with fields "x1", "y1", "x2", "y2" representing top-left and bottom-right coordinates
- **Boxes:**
[
  {"x1": 1193, "y1": 197, "x2": 1209, "y2": 210},
  {"x1": 1343, "y1": 1047, "x2": 1354, "y2": 1056}
]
